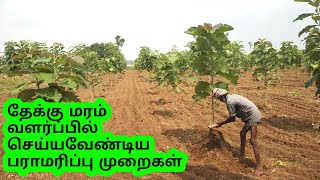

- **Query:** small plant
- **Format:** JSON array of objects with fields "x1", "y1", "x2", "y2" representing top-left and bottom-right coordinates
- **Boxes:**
[
  {"x1": 289, "y1": 91, "x2": 300, "y2": 97},
  {"x1": 274, "y1": 160, "x2": 286, "y2": 167}
]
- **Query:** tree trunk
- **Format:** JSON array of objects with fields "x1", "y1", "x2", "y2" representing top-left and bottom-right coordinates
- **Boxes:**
[
  {"x1": 91, "y1": 86, "x2": 94, "y2": 102},
  {"x1": 211, "y1": 75, "x2": 215, "y2": 123},
  {"x1": 265, "y1": 85, "x2": 268, "y2": 105},
  {"x1": 264, "y1": 76, "x2": 268, "y2": 104},
  {"x1": 36, "y1": 78, "x2": 40, "y2": 89}
]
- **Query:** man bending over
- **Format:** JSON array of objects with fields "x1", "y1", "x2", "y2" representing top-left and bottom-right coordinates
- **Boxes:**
[{"x1": 208, "y1": 88, "x2": 263, "y2": 176}]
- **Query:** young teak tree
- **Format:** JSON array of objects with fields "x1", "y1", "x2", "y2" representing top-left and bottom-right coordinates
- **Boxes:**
[
  {"x1": 134, "y1": 46, "x2": 158, "y2": 78},
  {"x1": 278, "y1": 41, "x2": 303, "y2": 77},
  {"x1": 2, "y1": 41, "x2": 87, "y2": 102},
  {"x1": 294, "y1": 0, "x2": 320, "y2": 98},
  {"x1": 251, "y1": 39, "x2": 278, "y2": 104},
  {"x1": 185, "y1": 23, "x2": 239, "y2": 123}
]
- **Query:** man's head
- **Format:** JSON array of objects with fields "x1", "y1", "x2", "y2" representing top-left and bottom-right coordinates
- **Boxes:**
[{"x1": 213, "y1": 88, "x2": 228, "y2": 102}]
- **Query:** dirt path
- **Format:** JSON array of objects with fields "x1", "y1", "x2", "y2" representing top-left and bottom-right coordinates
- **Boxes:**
[{"x1": 0, "y1": 69, "x2": 319, "y2": 180}]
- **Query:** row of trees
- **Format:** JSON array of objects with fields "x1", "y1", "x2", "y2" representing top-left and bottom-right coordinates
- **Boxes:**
[
  {"x1": 0, "y1": 36, "x2": 127, "y2": 102},
  {"x1": 134, "y1": 21, "x2": 315, "y2": 122}
]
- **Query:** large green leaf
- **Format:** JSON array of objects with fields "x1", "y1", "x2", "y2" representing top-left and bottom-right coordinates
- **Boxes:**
[
  {"x1": 62, "y1": 79, "x2": 78, "y2": 91},
  {"x1": 298, "y1": 25, "x2": 317, "y2": 37},
  {"x1": 216, "y1": 70, "x2": 239, "y2": 85},
  {"x1": 17, "y1": 89, "x2": 36, "y2": 102},
  {"x1": 31, "y1": 65, "x2": 53, "y2": 73},
  {"x1": 194, "y1": 81, "x2": 211, "y2": 99},
  {"x1": 210, "y1": 24, "x2": 234, "y2": 34},
  {"x1": 31, "y1": 58, "x2": 52, "y2": 64},
  {"x1": 185, "y1": 27, "x2": 207, "y2": 36},
  {"x1": 60, "y1": 90, "x2": 80, "y2": 102},
  {"x1": 12, "y1": 83, "x2": 29, "y2": 94},
  {"x1": 32, "y1": 73, "x2": 54, "y2": 83},
  {"x1": 214, "y1": 81, "x2": 229, "y2": 90},
  {"x1": 196, "y1": 37, "x2": 210, "y2": 50},
  {"x1": 293, "y1": 13, "x2": 315, "y2": 22},
  {"x1": 35, "y1": 88, "x2": 62, "y2": 102},
  {"x1": 58, "y1": 74, "x2": 86, "y2": 88},
  {"x1": 187, "y1": 75, "x2": 199, "y2": 82}
]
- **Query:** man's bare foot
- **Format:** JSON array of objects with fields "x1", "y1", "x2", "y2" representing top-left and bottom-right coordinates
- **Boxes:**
[{"x1": 254, "y1": 166, "x2": 263, "y2": 176}]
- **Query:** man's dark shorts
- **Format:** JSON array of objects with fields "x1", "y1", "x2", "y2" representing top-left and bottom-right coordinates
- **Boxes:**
[{"x1": 243, "y1": 118, "x2": 261, "y2": 131}]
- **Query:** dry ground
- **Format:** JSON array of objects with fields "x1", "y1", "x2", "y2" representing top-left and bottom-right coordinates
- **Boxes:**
[{"x1": 0, "y1": 68, "x2": 319, "y2": 180}]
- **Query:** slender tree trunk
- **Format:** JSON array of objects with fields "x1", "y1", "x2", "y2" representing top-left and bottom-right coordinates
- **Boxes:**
[
  {"x1": 264, "y1": 78, "x2": 268, "y2": 105},
  {"x1": 36, "y1": 78, "x2": 40, "y2": 89},
  {"x1": 174, "y1": 90, "x2": 177, "y2": 111},
  {"x1": 211, "y1": 75, "x2": 215, "y2": 123},
  {"x1": 91, "y1": 86, "x2": 94, "y2": 102},
  {"x1": 265, "y1": 87, "x2": 268, "y2": 104}
]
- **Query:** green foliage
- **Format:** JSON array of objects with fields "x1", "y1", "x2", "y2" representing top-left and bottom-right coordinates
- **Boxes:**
[
  {"x1": 0, "y1": 55, "x2": 5, "y2": 68},
  {"x1": 185, "y1": 22, "x2": 240, "y2": 123},
  {"x1": 185, "y1": 23, "x2": 239, "y2": 101},
  {"x1": 305, "y1": 61, "x2": 320, "y2": 96},
  {"x1": 115, "y1": 35, "x2": 125, "y2": 47},
  {"x1": 104, "y1": 43, "x2": 127, "y2": 73},
  {"x1": 1, "y1": 40, "x2": 87, "y2": 102},
  {"x1": 134, "y1": 46, "x2": 159, "y2": 72},
  {"x1": 225, "y1": 41, "x2": 250, "y2": 73},
  {"x1": 289, "y1": 91, "x2": 300, "y2": 97},
  {"x1": 88, "y1": 43, "x2": 108, "y2": 59},
  {"x1": 294, "y1": 0, "x2": 320, "y2": 97},
  {"x1": 251, "y1": 39, "x2": 278, "y2": 103},
  {"x1": 274, "y1": 160, "x2": 286, "y2": 167},
  {"x1": 70, "y1": 41, "x2": 127, "y2": 101},
  {"x1": 251, "y1": 39, "x2": 278, "y2": 86},
  {"x1": 152, "y1": 49, "x2": 190, "y2": 92},
  {"x1": 71, "y1": 42, "x2": 127, "y2": 74},
  {"x1": 278, "y1": 41, "x2": 303, "y2": 70}
]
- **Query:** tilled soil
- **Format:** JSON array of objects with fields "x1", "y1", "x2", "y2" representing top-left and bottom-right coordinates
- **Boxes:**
[{"x1": 0, "y1": 69, "x2": 319, "y2": 180}]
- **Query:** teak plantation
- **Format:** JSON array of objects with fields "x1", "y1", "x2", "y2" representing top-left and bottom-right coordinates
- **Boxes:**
[{"x1": 0, "y1": 0, "x2": 319, "y2": 179}]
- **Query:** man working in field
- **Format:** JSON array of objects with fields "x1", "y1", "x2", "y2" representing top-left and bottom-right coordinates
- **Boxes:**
[{"x1": 208, "y1": 88, "x2": 263, "y2": 176}]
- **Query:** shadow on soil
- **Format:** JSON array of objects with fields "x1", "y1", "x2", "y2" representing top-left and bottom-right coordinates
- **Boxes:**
[
  {"x1": 162, "y1": 128, "x2": 224, "y2": 153},
  {"x1": 162, "y1": 127, "x2": 256, "y2": 168},
  {"x1": 262, "y1": 116, "x2": 313, "y2": 132},
  {"x1": 151, "y1": 110, "x2": 174, "y2": 118},
  {"x1": 150, "y1": 98, "x2": 171, "y2": 105},
  {"x1": 178, "y1": 165, "x2": 252, "y2": 180}
]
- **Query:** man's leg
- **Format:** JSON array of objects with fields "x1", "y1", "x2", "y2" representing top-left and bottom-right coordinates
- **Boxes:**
[
  {"x1": 250, "y1": 124, "x2": 263, "y2": 176},
  {"x1": 239, "y1": 125, "x2": 251, "y2": 160}
]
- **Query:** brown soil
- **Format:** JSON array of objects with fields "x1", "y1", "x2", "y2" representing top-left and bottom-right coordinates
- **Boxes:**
[{"x1": 0, "y1": 69, "x2": 319, "y2": 180}]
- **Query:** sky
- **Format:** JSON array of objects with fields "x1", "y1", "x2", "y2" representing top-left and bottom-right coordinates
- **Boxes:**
[{"x1": 0, "y1": 0, "x2": 314, "y2": 60}]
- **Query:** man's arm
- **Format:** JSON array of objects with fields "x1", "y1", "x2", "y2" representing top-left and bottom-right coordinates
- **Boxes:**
[{"x1": 217, "y1": 116, "x2": 236, "y2": 127}]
